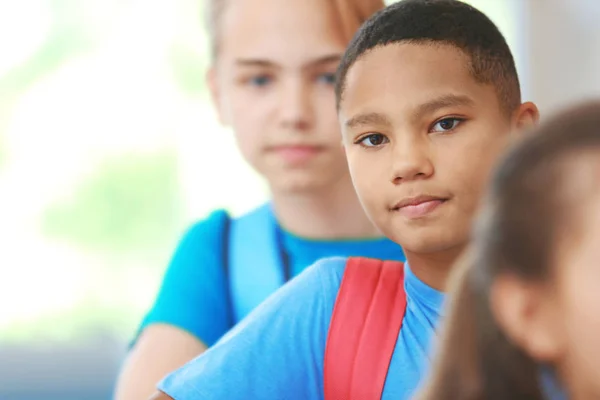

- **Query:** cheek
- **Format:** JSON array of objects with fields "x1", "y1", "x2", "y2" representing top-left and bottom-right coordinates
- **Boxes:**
[
  {"x1": 312, "y1": 88, "x2": 339, "y2": 136},
  {"x1": 226, "y1": 92, "x2": 272, "y2": 155},
  {"x1": 347, "y1": 152, "x2": 387, "y2": 214},
  {"x1": 559, "y1": 258, "x2": 600, "y2": 385},
  {"x1": 443, "y1": 130, "x2": 509, "y2": 206}
]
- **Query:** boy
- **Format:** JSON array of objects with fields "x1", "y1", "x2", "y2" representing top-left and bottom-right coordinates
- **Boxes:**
[{"x1": 152, "y1": 0, "x2": 539, "y2": 399}]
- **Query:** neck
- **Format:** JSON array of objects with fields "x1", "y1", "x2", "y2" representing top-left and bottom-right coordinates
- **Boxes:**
[
  {"x1": 404, "y1": 244, "x2": 467, "y2": 291},
  {"x1": 270, "y1": 178, "x2": 381, "y2": 240}
]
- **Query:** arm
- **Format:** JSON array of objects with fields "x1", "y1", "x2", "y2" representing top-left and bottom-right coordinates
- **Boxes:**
[
  {"x1": 149, "y1": 391, "x2": 174, "y2": 400},
  {"x1": 114, "y1": 211, "x2": 232, "y2": 400},
  {"x1": 157, "y1": 258, "x2": 347, "y2": 400},
  {"x1": 114, "y1": 325, "x2": 207, "y2": 400}
]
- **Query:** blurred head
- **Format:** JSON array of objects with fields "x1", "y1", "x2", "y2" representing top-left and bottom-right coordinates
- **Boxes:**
[
  {"x1": 418, "y1": 101, "x2": 600, "y2": 400},
  {"x1": 205, "y1": 0, "x2": 384, "y2": 194},
  {"x1": 335, "y1": 0, "x2": 538, "y2": 255}
]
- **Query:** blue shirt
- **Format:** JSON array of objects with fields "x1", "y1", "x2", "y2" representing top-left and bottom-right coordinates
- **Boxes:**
[
  {"x1": 137, "y1": 208, "x2": 405, "y2": 347},
  {"x1": 159, "y1": 257, "x2": 444, "y2": 400}
]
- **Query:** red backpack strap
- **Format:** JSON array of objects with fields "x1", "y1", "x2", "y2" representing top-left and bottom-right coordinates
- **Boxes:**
[{"x1": 324, "y1": 257, "x2": 407, "y2": 400}]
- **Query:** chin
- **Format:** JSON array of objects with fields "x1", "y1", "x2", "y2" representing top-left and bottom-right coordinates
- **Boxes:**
[
  {"x1": 270, "y1": 176, "x2": 328, "y2": 194},
  {"x1": 268, "y1": 169, "x2": 343, "y2": 195},
  {"x1": 387, "y1": 227, "x2": 464, "y2": 255}
]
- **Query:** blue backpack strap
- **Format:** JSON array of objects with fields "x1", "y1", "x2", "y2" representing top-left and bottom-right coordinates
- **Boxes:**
[{"x1": 227, "y1": 203, "x2": 285, "y2": 322}]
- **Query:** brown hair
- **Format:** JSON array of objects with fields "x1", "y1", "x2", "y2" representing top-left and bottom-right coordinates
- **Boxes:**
[
  {"x1": 417, "y1": 100, "x2": 600, "y2": 400},
  {"x1": 203, "y1": 0, "x2": 385, "y2": 58}
]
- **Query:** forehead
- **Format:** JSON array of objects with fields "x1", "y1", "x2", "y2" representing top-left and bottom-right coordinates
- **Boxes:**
[
  {"x1": 551, "y1": 152, "x2": 600, "y2": 264},
  {"x1": 560, "y1": 151, "x2": 600, "y2": 207},
  {"x1": 560, "y1": 182, "x2": 600, "y2": 276},
  {"x1": 219, "y1": 0, "x2": 347, "y2": 65},
  {"x1": 339, "y1": 43, "x2": 501, "y2": 122}
]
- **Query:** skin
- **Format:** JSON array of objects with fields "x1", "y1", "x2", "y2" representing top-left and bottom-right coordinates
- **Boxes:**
[
  {"x1": 114, "y1": 325, "x2": 208, "y2": 400},
  {"x1": 556, "y1": 185, "x2": 600, "y2": 399},
  {"x1": 116, "y1": 0, "x2": 381, "y2": 399},
  {"x1": 208, "y1": 0, "x2": 379, "y2": 239},
  {"x1": 210, "y1": 0, "x2": 348, "y2": 194},
  {"x1": 340, "y1": 43, "x2": 538, "y2": 290}
]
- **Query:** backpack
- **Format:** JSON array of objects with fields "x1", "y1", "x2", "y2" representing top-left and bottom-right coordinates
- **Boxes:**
[
  {"x1": 324, "y1": 257, "x2": 407, "y2": 400},
  {"x1": 224, "y1": 207, "x2": 406, "y2": 400},
  {"x1": 223, "y1": 204, "x2": 288, "y2": 323}
]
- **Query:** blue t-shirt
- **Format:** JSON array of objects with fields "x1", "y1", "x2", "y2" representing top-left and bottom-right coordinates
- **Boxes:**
[
  {"x1": 158, "y1": 257, "x2": 444, "y2": 400},
  {"x1": 138, "y1": 207, "x2": 405, "y2": 347}
]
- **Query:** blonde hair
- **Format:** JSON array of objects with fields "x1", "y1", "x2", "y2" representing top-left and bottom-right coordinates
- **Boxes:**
[{"x1": 204, "y1": 0, "x2": 386, "y2": 58}]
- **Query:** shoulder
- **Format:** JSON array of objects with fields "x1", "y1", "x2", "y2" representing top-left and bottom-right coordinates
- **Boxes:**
[
  {"x1": 307, "y1": 256, "x2": 348, "y2": 292},
  {"x1": 183, "y1": 203, "x2": 274, "y2": 241},
  {"x1": 278, "y1": 256, "x2": 348, "y2": 303},
  {"x1": 169, "y1": 209, "x2": 231, "y2": 257},
  {"x1": 137, "y1": 209, "x2": 234, "y2": 346},
  {"x1": 220, "y1": 256, "x2": 350, "y2": 348},
  {"x1": 157, "y1": 257, "x2": 352, "y2": 400},
  {"x1": 164, "y1": 208, "x2": 235, "y2": 279},
  {"x1": 181, "y1": 209, "x2": 230, "y2": 241},
  {"x1": 281, "y1": 257, "x2": 348, "y2": 335},
  {"x1": 252, "y1": 256, "x2": 348, "y2": 316}
]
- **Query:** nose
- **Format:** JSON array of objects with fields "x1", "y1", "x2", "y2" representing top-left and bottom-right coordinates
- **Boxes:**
[
  {"x1": 278, "y1": 78, "x2": 313, "y2": 131},
  {"x1": 389, "y1": 136, "x2": 434, "y2": 184}
]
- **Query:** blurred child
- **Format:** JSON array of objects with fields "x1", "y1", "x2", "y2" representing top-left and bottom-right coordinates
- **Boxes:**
[
  {"x1": 114, "y1": 0, "x2": 400, "y2": 399},
  {"x1": 417, "y1": 100, "x2": 600, "y2": 400},
  {"x1": 151, "y1": 1, "x2": 540, "y2": 399}
]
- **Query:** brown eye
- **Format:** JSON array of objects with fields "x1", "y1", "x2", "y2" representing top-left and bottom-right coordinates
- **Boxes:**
[
  {"x1": 359, "y1": 133, "x2": 388, "y2": 147},
  {"x1": 431, "y1": 118, "x2": 462, "y2": 132}
]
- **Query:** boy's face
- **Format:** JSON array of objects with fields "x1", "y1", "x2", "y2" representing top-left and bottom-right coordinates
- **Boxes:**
[
  {"x1": 340, "y1": 43, "x2": 516, "y2": 255},
  {"x1": 208, "y1": 0, "x2": 350, "y2": 194}
]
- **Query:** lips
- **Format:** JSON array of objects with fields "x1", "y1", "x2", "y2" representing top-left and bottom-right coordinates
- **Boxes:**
[
  {"x1": 391, "y1": 195, "x2": 448, "y2": 219},
  {"x1": 270, "y1": 145, "x2": 323, "y2": 164}
]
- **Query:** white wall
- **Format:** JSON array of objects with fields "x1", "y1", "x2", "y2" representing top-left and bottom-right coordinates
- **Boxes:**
[{"x1": 524, "y1": 0, "x2": 600, "y2": 115}]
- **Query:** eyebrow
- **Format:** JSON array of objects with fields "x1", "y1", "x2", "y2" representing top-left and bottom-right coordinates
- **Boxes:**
[
  {"x1": 234, "y1": 54, "x2": 342, "y2": 69},
  {"x1": 344, "y1": 112, "x2": 393, "y2": 130},
  {"x1": 412, "y1": 94, "x2": 476, "y2": 121},
  {"x1": 343, "y1": 94, "x2": 476, "y2": 131}
]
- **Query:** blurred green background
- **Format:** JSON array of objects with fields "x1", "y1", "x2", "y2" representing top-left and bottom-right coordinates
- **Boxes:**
[{"x1": 0, "y1": 0, "x2": 271, "y2": 346}]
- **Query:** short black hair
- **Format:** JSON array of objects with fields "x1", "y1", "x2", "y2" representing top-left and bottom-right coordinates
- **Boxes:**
[{"x1": 335, "y1": 0, "x2": 521, "y2": 115}]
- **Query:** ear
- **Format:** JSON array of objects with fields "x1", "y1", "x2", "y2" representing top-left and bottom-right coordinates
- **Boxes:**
[
  {"x1": 490, "y1": 274, "x2": 564, "y2": 363},
  {"x1": 206, "y1": 67, "x2": 228, "y2": 125},
  {"x1": 512, "y1": 101, "x2": 540, "y2": 132}
]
